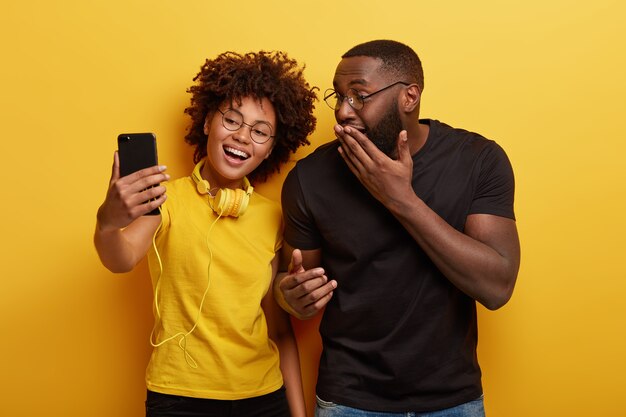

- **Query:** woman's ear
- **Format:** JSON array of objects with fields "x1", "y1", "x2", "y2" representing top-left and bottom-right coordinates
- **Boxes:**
[{"x1": 203, "y1": 113, "x2": 213, "y2": 135}]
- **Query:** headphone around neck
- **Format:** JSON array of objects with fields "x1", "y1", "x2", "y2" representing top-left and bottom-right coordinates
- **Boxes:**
[{"x1": 191, "y1": 160, "x2": 254, "y2": 217}]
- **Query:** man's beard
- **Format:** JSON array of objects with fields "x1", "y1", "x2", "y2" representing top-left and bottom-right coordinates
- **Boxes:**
[{"x1": 365, "y1": 99, "x2": 403, "y2": 159}]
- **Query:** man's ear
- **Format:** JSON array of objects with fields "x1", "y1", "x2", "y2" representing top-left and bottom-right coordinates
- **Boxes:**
[{"x1": 402, "y1": 84, "x2": 421, "y2": 112}]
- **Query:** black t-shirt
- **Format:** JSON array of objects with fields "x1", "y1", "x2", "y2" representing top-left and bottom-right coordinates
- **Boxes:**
[{"x1": 282, "y1": 119, "x2": 515, "y2": 412}]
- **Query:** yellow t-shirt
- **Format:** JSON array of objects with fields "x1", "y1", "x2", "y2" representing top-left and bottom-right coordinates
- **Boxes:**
[{"x1": 145, "y1": 174, "x2": 284, "y2": 400}]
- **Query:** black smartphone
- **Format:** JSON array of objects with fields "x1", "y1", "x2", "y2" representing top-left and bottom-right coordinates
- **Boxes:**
[{"x1": 117, "y1": 132, "x2": 160, "y2": 215}]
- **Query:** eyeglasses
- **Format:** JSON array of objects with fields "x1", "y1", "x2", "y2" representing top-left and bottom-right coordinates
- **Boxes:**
[
  {"x1": 217, "y1": 108, "x2": 275, "y2": 144},
  {"x1": 323, "y1": 81, "x2": 410, "y2": 111}
]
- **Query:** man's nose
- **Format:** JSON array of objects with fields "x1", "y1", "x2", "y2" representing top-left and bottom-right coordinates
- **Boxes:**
[{"x1": 335, "y1": 97, "x2": 357, "y2": 124}]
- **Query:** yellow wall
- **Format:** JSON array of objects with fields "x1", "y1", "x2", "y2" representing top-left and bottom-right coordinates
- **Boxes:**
[{"x1": 1, "y1": 1, "x2": 625, "y2": 415}]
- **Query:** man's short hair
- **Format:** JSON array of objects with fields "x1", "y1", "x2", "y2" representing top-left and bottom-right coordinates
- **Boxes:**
[{"x1": 342, "y1": 40, "x2": 424, "y2": 91}]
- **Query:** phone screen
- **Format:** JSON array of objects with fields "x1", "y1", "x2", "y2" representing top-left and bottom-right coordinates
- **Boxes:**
[
  {"x1": 117, "y1": 133, "x2": 160, "y2": 215},
  {"x1": 117, "y1": 133, "x2": 158, "y2": 177}
]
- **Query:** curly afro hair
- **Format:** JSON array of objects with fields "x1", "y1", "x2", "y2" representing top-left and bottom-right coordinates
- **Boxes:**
[{"x1": 184, "y1": 51, "x2": 317, "y2": 184}]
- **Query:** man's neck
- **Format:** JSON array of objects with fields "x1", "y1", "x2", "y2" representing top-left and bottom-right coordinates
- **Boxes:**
[{"x1": 407, "y1": 121, "x2": 430, "y2": 156}]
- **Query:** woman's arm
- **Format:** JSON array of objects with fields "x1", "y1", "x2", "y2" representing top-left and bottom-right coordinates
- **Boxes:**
[
  {"x1": 263, "y1": 255, "x2": 307, "y2": 417},
  {"x1": 94, "y1": 151, "x2": 168, "y2": 272},
  {"x1": 94, "y1": 215, "x2": 161, "y2": 272}
]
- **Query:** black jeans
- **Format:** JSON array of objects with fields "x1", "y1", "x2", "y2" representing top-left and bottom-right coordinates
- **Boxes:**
[{"x1": 145, "y1": 387, "x2": 290, "y2": 417}]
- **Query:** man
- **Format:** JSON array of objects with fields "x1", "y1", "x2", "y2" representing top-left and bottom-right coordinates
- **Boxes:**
[{"x1": 276, "y1": 40, "x2": 520, "y2": 416}]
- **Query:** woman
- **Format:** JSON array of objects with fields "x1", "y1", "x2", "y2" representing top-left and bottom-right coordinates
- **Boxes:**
[{"x1": 94, "y1": 51, "x2": 317, "y2": 417}]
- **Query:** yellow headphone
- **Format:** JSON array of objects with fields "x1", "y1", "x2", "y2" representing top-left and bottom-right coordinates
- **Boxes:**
[{"x1": 191, "y1": 160, "x2": 254, "y2": 217}]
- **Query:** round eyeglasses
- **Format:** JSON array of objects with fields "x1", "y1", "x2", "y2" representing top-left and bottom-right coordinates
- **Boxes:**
[
  {"x1": 217, "y1": 108, "x2": 275, "y2": 144},
  {"x1": 323, "y1": 81, "x2": 410, "y2": 111}
]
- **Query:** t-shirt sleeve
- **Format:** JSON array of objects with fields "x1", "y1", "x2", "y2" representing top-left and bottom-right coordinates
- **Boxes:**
[
  {"x1": 281, "y1": 165, "x2": 322, "y2": 250},
  {"x1": 469, "y1": 142, "x2": 516, "y2": 220}
]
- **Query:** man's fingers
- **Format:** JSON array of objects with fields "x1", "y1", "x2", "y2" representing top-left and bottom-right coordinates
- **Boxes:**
[
  {"x1": 279, "y1": 267, "x2": 337, "y2": 319},
  {"x1": 302, "y1": 279, "x2": 336, "y2": 303},
  {"x1": 338, "y1": 146, "x2": 360, "y2": 178},
  {"x1": 281, "y1": 268, "x2": 326, "y2": 291},
  {"x1": 397, "y1": 130, "x2": 411, "y2": 163},
  {"x1": 290, "y1": 280, "x2": 334, "y2": 308},
  {"x1": 340, "y1": 125, "x2": 381, "y2": 159},
  {"x1": 336, "y1": 126, "x2": 366, "y2": 174},
  {"x1": 298, "y1": 283, "x2": 336, "y2": 318},
  {"x1": 289, "y1": 248, "x2": 303, "y2": 273}
]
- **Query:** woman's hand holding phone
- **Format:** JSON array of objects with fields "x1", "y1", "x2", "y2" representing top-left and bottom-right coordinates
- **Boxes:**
[{"x1": 97, "y1": 151, "x2": 169, "y2": 233}]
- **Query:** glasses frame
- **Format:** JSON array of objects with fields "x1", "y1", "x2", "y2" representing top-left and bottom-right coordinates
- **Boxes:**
[
  {"x1": 217, "y1": 108, "x2": 275, "y2": 144},
  {"x1": 323, "y1": 81, "x2": 411, "y2": 111}
]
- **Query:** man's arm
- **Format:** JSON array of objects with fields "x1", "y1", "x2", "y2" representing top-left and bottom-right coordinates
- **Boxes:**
[
  {"x1": 392, "y1": 202, "x2": 520, "y2": 310},
  {"x1": 274, "y1": 243, "x2": 336, "y2": 320},
  {"x1": 336, "y1": 126, "x2": 520, "y2": 310}
]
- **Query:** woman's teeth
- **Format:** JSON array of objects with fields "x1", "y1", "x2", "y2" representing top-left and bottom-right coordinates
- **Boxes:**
[{"x1": 224, "y1": 146, "x2": 249, "y2": 160}]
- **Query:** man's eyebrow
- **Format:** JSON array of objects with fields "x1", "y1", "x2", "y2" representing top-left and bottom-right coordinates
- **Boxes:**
[
  {"x1": 332, "y1": 78, "x2": 370, "y2": 89},
  {"x1": 348, "y1": 78, "x2": 369, "y2": 87}
]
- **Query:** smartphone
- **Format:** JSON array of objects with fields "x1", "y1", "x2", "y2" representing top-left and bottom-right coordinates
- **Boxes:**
[{"x1": 117, "y1": 132, "x2": 160, "y2": 215}]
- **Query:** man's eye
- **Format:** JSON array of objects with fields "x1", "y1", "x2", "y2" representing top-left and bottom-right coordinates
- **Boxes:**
[{"x1": 224, "y1": 118, "x2": 239, "y2": 126}]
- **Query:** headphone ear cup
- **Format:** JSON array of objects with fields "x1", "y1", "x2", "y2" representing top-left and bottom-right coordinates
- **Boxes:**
[
  {"x1": 229, "y1": 189, "x2": 243, "y2": 217},
  {"x1": 213, "y1": 188, "x2": 250, "y2": 217},
  {"x1": 192, "y1": 161, "x2": 252, "y2": 217},
  {"x1": 196, "y1": 179, "x2": 210, "y2": 195},
  {"x1": 213, "y1": 188, "x2": 229, "y2": 216}
]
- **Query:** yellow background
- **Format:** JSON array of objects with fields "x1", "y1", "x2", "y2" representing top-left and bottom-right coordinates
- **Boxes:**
[{"x1": 1, "y1": 1, "x2": 625, "y2": 416}]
